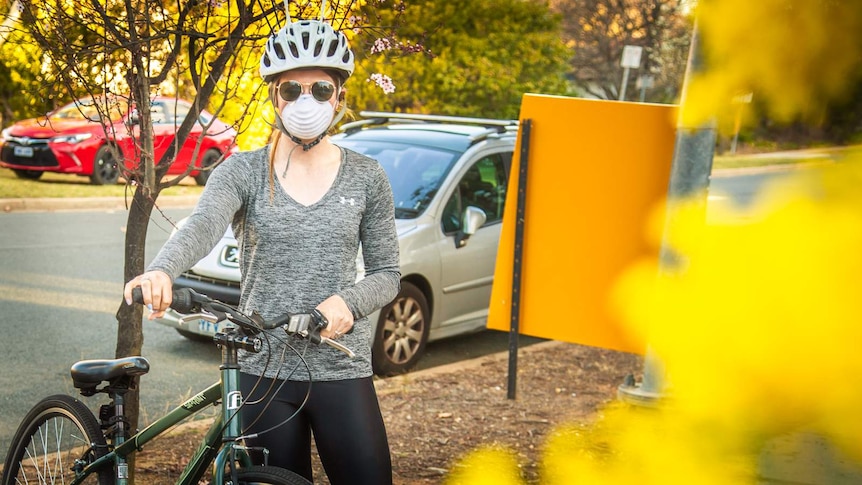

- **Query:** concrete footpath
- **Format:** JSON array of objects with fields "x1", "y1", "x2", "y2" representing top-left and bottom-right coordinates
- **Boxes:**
[{"x1": 1, "y1": 195, "x2": 200, "y2": 213}]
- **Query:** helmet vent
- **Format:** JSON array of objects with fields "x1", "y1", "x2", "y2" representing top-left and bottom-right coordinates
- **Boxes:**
[
  {"x1": 313, "y1": 39, "x2": 324, "y2": 57},
  {"x1": 327, "y1": 40, "x2": 338, "y2": 57},
  {"x1": 301, "y1": 32, "x2": 310, "y2": 50},
  {"x1": 274, "y1": 42, "x2": 286, "y2": 60}
]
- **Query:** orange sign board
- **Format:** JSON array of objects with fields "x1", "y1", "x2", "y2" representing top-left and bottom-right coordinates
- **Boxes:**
[{"x1": 487, "y1": 94, "x2": 677, "y2": 354}]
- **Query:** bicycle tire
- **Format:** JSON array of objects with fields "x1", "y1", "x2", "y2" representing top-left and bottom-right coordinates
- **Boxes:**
[
  {"x1": 220, "y1": 465, "x2": 311, "y2": 485},
  {"x1": 2, "y1": 394, "x2": 111, "y2": 485}
]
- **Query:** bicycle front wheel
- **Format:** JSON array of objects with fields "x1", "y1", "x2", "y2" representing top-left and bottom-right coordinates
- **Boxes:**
[
  {"x1": 2, "y1": 394, "x2": 111, "y2": 485},
  {"x1": 222, "y1": 465, "x2": 311, "y2": 485}
]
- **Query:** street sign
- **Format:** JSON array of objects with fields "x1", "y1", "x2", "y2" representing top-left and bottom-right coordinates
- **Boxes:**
[
  {"x1": 636, "y1": 75, "x2": 655, "y2": 89},
  {"x1": 489, "y1": 94, "x2": 676, "y2": 354},
  {"x1": 621, "y1": 45, "x2": 643, "y2": 68}
]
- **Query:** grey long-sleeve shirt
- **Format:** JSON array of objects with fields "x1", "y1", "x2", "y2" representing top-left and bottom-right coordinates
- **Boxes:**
[{"x1": 148, "y1": 145, "x2": 401, "y2": 380}]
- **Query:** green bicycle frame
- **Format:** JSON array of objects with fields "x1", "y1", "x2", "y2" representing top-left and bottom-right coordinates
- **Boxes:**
[{"x1": 74, "y1": 363, "x2": 251, "y2": 485}]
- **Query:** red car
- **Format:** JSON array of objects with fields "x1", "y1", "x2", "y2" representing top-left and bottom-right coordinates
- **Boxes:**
[{"x1": 0, "y1": 96, "x2": 238, "y2": 185}]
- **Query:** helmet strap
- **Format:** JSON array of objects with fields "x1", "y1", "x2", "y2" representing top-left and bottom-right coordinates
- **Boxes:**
[
  {"x1": 273, "y1": 114, "x2": 325, "y2": 151},
  {"x1": 293, "y1": 133, "x2": 325, "y2": 151}
]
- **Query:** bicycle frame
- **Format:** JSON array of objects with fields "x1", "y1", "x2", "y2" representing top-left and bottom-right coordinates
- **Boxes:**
[{"x1": 74, "y1": 328, "x2": 253, "y2": 485}]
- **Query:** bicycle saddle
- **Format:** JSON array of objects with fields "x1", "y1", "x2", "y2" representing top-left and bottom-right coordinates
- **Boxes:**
[{"x1": 71, "y1": 356, "x2": 151, "y2": 389}]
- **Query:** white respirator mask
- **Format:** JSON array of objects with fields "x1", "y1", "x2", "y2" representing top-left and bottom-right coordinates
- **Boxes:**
[{"x1": 280, "y1": 95, "x2": 334, "y2": 141}]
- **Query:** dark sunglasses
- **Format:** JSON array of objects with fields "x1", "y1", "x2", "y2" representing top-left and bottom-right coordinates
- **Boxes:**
[{"x1": 278, "y1": 80, "x2": 336, "y2": 103}]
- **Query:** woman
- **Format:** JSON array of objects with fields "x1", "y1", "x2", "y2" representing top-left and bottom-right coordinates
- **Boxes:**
[{"x1": 123, "y1": 17, "x2": 400, "y2": 485}]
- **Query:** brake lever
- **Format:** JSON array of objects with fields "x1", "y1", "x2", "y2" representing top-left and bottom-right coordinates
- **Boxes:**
[
  {"x1": 178, "y1": 313, "x2": 219, "y2": 325},
  {"x1": 282, "y1": 311, "x2": 355, "y2": 358},
  {"x1": 320, "y1": 337, "x2": 356, "y2": 358}
]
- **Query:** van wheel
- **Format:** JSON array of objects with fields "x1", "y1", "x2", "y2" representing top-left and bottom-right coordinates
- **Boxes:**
[
  {"x1": 90, "y1": 146, "x2": 120, "y2": 185},
  {"x1": 372, "y1": 282, "x2": 430, "y2": 376}
]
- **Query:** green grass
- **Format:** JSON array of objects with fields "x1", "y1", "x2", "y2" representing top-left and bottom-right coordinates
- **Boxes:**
[
  {"x1": 0, "y1": 169, "x2": 205, "y2": 199},
  {"x1": 709, "y1": 144, "x2": 858, "y2": 171},
  {"x1": 711, "y1": 154, "x2": 817, "y2": 170}
]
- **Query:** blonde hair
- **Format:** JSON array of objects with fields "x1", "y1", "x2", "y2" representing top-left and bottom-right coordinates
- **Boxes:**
[{"x1": 267, "y1": 82, "x2": 282, "y2": 202}]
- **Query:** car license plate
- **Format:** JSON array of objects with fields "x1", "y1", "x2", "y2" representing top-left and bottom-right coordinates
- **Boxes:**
[
  {"x1": 197, "y1": 319, "x2": 221, "y2": 334},
  {"x1": 13, "y1": 146, "x2": 34, "y2": 157}
]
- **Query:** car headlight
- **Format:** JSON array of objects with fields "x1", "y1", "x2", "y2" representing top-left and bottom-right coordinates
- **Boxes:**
[
  {"x1": 50, "y1": 133, "x2": 93, "y2": 144},
  {"x1": 0, "y1": 128, "x2": 10, "y2": 141}
]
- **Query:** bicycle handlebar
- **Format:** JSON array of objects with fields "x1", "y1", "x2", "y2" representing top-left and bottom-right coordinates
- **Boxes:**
[{"x1": 131, "y1": 287, "x2": 355, "y2": 358}]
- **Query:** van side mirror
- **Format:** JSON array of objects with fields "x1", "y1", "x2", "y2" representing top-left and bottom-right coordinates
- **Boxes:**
[{"x1": 455, "y1": 206, "x2": 487, "y2": 248}]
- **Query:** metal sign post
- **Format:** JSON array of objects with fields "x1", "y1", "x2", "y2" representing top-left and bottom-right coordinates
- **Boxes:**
[
  {"x1": 637, "y1": 75, "x2": 655, "y2": 102},
  {"x1": 507, "y1": 118, "x2": 532, "y2": 400},
  {"x1": 619, "y1": 45, "x2": 643, "y2": 101}
]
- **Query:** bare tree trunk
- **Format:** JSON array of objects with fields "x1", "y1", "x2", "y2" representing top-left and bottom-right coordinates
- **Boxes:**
[{"x1": 115, "y1": 187, "x2": 156, "y2": 484}]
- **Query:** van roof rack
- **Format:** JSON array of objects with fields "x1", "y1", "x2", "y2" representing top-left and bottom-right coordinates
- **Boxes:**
[{"x1": 340, "y1": 111, "x2": 519, "y2": 142}]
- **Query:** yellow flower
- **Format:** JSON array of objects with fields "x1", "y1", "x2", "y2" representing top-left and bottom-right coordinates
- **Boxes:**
[
  {"x1": 445, "y1": 446, "x2": 524, "y2": 485},
  {"x1": 682, "y1": 1, "x2": 862, "y2": 129}
]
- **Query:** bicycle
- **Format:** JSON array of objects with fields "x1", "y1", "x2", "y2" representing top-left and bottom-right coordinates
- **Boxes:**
[{"x1": 1, "y1": 287, "x2": 355, "y2": 485}]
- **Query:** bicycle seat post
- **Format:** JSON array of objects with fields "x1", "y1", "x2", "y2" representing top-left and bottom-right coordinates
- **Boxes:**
[
  {"x1": 111, "y1": 390, "x2": 131, "y2": 480},
  {"x1": 96, "y1": 381, "x2": 135, "y2": 482}
]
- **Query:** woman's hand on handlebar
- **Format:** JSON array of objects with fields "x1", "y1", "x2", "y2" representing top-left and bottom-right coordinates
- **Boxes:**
[
  {"x1": 124, "y1": 271, "x2": 173, "y2": 320},
  {"x1": 316, "y1": 295, "x2": 354, "y2": 339}
]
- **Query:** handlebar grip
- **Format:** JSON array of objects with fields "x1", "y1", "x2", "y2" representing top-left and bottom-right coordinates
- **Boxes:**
[
  {"x1": 131, "y1": 287, "x2": 198, "y2": 314},
  {"x1": 171, "y1": 289, "x2": 197, "y2": 314},
  {"x1": 131, "y1": 287, "x2": 144, "y2": 304}
]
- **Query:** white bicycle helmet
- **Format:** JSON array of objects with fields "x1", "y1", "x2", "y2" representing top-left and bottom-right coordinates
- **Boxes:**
[{"x1": 260, "y1": 19, "x2": 355, "y2": 82}]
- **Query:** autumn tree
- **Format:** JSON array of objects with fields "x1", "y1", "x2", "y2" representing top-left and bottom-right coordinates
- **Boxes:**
[
  {"x1": 347, "y1": 0, "x2": 573, "y2": 119},
  {"x1": 0, "y1": 1, "x2": 54, "y2": 128},
  {"x1": 551, "y1": 0, "x2": 692, "y2": 103}
]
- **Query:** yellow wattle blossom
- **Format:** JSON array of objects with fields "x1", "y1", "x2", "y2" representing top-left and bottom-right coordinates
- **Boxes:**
[
  {"x1": 444, "y1": 446, "x2": 522, "y2": 485},
  {"x1": 683, "y1": 1, "x2": 862, "y2": 129}
]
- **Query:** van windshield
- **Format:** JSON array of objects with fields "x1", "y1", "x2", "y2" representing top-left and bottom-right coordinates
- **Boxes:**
[{"x1": 336, "y1": 139, "x2": 459, "y2": 219}]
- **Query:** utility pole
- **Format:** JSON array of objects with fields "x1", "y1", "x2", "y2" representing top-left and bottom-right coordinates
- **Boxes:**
[{"x1": 618, "y1": 21, "x2": 716, "y2": 405}]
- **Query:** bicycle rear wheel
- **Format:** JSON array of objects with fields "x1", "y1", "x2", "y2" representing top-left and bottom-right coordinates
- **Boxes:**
[
  {"x1": 2, "y1": 394, "x2": 111, "y2": 485},
  {"x1": 223, "y1": 465, "x2": 311, "y2": 485}
]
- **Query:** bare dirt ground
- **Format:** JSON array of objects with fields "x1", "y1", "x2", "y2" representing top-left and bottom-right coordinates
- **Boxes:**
[{"x1": 134, "y1": 341, "x2": 642, "y2": 484}]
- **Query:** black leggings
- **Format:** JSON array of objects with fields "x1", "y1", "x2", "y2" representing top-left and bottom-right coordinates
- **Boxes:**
[{"x1": 239, "y1": 373, "x2": 392, "y2": 485}]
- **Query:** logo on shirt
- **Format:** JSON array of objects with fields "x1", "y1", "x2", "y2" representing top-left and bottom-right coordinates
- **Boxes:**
[{"x1": 340, "y1": 197, "x2": 356, "y2": 206}]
